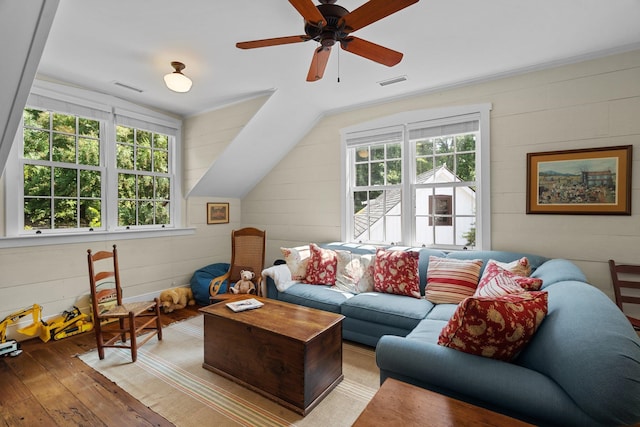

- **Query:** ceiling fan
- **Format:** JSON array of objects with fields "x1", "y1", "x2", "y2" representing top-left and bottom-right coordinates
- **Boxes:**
[{"x1": 236, "y1": 0, "x2": 420, "y2": 82}]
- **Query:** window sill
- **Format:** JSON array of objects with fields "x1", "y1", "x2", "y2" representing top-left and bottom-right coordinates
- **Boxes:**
[{"x1": 0, "y1": 227, "x2": 196, "y2": 249}]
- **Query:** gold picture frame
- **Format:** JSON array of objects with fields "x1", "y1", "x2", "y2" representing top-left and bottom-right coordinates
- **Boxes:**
[
  {"x1": 207, "y1": 202, "x2": 229, "y2": 224},
  {"x1": 526, "y1": 145, "x2": 632, "y2": 215}
]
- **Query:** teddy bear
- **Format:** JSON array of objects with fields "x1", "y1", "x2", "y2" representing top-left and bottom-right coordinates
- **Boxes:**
[
  {"x1": 159, "y1": 286, "x2": 196, "y2": 313},
  {"x1": 230, "y1": 270, "x2": 256, "y2": 294}
]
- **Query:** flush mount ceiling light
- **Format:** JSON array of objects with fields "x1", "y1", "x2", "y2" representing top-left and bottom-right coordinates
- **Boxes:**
[{"x1": 163, "y1": 61, "x2": 192, "y2": 93}]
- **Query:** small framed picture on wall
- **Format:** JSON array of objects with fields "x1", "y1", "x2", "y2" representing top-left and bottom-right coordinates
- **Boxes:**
[{"x1": 207, "y1": 202, "x2": 229, "y2": 224}]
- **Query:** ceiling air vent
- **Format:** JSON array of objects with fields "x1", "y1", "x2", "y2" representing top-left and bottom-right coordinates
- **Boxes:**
[
  {"x1": 378, "y1": 75, "x2": 407, "y2": 87},
  {"x1": 113, "y1": 81, "x2": 143, "y2": 93}
]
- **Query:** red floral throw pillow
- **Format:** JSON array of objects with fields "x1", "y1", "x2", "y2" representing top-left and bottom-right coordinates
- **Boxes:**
[
  {"x1": 438, "y1": 292, "x2": 548, "y2": 361},
  {"x1": 304, "y1": 243, "x2": 338, "y2": 285},
  {"x1": 425, "y1": 256, "x2": 483, "y2": 304},
  {"x1": 373, "y1": 249, "x2": 421, "y2": 299}
]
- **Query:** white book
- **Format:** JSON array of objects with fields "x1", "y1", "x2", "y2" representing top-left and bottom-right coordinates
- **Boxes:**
[{"x1": 226, "y1": 298, "x2": 264, "y2": 312}]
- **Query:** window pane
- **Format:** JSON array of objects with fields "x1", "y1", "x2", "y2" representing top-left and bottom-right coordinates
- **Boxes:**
[
  {"x1": 356, "y1": 147, "x2": 369, "y2": 161},
  {"x1": 371, "y1": 145, "x2": 385, "y2": 161},
  {"x1": 371, "y1": 162, "x2": 385, "y2": 185},
  {"x1": 24, "y1": 165, "x2": 51, "y2": 196},
  {"x1": 80, "y1": 170, "x2": 101, "y2": 198},
  {"x1": 136, "y1": 147, "x2": 152, "y2": 171},
  {"x1": 23, "y1": 108, "x2": 49, "y2": 129},
  {"x1": 435, "y1": 154, "x2": 453, "y2": 172},
  {"x1": 456, "y1": 152, "x2": 475, "y2": 181},
  {"x1": 387, "y1": 160, "x2": 401, "y2": 184},
  {"x1": 52, "y1": 113, "x2": 75, "y2": 134},
  {"x1": 80, "y1": 199, "x2": 101, "y2": 228},
  {"x1": 138, "y1": 201, "x2": 154, "y2": 224},
  {"x1": 416, "y1": 157, "x2": 434, "y2": 177},
  {"x1": 456, "y1": 217, "x2": 476, "y2": 247},
  {"x1": 118, "y1": 200, "x2": 136, "y2": 226},
  {"x1": 154, "y1": 133, "x2": 168, "y2": 150},
  {"x1": 137, "y1": 130, "x2": 151, "y2": 147},
  {"x1": 138, "y1": 175, "x2": 154, "y2": 199},
  {"x1": 52, "y1": 133, "x2": 76, "y2": 163},
  {"x1": 435, "y1": 136, "x2": 455, "y2": 154},
  {"x1": 355, "y1": 163, "x2": 368, "y2": 186},
  {"x1": 385, "y1": 215, "x2": 402, "y2": 243},
  {"x1": 387, "y1": 143, "x2": 401, "y2": 159},
  {"x1": 54, "y1": 198, "x2": 77, "y2": 228},
  {"x1": 24, "y1": 198, "x2": 51, "y2": 229},
  {"x1": 116, "y1": 126, "x2": 134, "y2": 143},
  {"x1": 53, "y1": 167, "x2": 77, "y2": 197},
  {"x1": 78, "y1": 118, "x2": 99, "y2": 138},
  {"x1": 156, "y1": 202, "x2": 170, "y2": 224},
  {"x1": 117, "y1": 143, "x2": 134, "y2": 169},
  {"x1": 156, "y1": 177, "x2": 170, "y2": 200},
  {"x1": 415, "y1": 140, "x2": 433, "y2": 156},
  {"x1": 23, "y1": 129, "x2": 50, "y2": 160},
  {"x1": 78, "y1": 138, "x2": 99, "y2": 166},
  {"x1": 455, "y1": 186, "x2": 476, "y2": 216},
  {"x1": 118, "y1": 173, "x2": 136, "y2": 199},
  {"x1": 153, "y1": 150, "x2": 168, "y2": 173}
]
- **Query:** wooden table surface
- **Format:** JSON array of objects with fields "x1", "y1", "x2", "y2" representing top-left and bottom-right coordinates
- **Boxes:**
[{"x1": 352, "y1": 378, "x2": 534, "y2": 427}]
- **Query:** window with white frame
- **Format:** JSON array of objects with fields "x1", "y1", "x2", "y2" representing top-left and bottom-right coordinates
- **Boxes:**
[
  {"x1": 6, "y1": 82, "x2": 181, "y2": 236},
  {"x1": 342, "y1": 105, "x2": 491, "y2": 250}
]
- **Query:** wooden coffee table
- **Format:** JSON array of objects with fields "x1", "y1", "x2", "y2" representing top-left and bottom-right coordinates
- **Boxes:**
[
  {"x1": 353, "y1": 378, "x2": 534, "y2": 426},
  {"x1": 200, "y1": 296, "x2": 344, "y2": 415}
]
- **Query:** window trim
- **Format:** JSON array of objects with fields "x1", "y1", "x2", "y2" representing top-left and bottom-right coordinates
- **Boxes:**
[
  {"x1": 340, "y1": 103, "x2": 492, "y2": 250},
  {"x1": 4, "y1": 79, "x2": 184, "y2": 241}
]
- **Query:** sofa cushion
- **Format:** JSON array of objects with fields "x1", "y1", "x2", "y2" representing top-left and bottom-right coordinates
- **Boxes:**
[
  {"x1": 475, "y1": 263, "x2": 527, "y2": 297},
  {"x1": 281, "y1": 245, "x2": 310, "y2": 281},
  {"x1": 277, "y1": 283, "x2": 351, "y2": 313},
  {"x1": 305, "y1": 243, "x2": 338, "y2": 285},
  {"x1": 446, "y1": 250, "x2": 548, "y2": 276},
  {"x1": 438, "y1": 291, "x2": 548, "y2": 361},
  {"x1": 490, "y1": 257, "x2": 532, "y2": 276},
  {"x1": 341, "y1": 292, "x2": 434, "y2": 331},
  {"x1": 425, "y1": 256, "x2": 483, "y2": 304},
  {"x1": 333, "y1": 250, "x2": 375, "y2": 294},
  {"x1": 373, "y1": 249, "x2": 421, "y2": 298}
]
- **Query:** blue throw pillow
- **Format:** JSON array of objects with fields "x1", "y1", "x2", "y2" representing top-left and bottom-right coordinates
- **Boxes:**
[{"x1": 190, "y1": 263, "x2": 230, "y2": 305}]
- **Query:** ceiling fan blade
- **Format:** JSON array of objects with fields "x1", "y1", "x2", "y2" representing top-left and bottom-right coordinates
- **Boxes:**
[
  {"x1": 341, "y1": 37, "x2": 403, "y2": 66},
  {"x1": 289, "y1": 0, "x2": 326, "y2": 28},
  {"x1": 306, "y1": 46, "x2": 331, "y2": 82},
  {"x1": 339, "y1": 0, "x2": 419, "y2": 32},
  {"x1": 236, "y1": 35, "x2": 311, "y2": 49}
]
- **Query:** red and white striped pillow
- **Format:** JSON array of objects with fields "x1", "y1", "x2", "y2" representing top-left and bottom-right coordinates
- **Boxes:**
[{"x1": 425, "y1": 256, "x2": 483, "y2": 304}]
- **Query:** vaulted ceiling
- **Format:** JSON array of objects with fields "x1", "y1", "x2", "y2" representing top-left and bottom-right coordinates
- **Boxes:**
[{"x1": 30, "y1": 0, "x2": 640, "y2": 197}]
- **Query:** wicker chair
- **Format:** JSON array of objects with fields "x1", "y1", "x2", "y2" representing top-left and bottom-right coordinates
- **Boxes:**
[
  {"x1": 209, "y1": 227, "x2": 266, "y2": 300},
  {"x1": 608, "y1": 259, "x2": 640, "y2": 331},
  {"x1": 87, "y1": 245, "x2": 162, "y2": 362}
]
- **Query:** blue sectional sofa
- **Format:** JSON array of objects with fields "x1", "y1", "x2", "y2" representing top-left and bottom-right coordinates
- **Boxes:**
[{"x1": 263, "y1": 242, "x2": 640, "y2": 427}]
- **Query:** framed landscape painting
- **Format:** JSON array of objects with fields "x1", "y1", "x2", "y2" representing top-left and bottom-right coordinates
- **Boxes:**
[
  {"x1": 207, "y1": 202, "x2": 229, "y2": 224},
  {"x1": 526, "y1": 145, "x2": 632, "y2": 215}
]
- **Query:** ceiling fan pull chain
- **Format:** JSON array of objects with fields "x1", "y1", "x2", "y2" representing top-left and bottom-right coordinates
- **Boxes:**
[{"x1": 337, "y1": 46, "x2": 341, "y2": 83}]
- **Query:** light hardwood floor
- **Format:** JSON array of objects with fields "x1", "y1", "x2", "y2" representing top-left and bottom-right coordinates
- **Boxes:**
[{"x1": 0, "y1": 305, "x2": 202, "y2": 426}]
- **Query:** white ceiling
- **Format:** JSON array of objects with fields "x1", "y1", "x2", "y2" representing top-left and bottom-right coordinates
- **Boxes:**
[{"x1": 36, "y1": 0, "x2": 640, "y2": 197}]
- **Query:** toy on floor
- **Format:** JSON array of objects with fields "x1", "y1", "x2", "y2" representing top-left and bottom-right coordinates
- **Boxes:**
[
  {"x1": 230, "y1": 270, "x2": 256, "y2": 294},
  {"x1": 40, "y1": 306, "x2": 94, "y2": 342},
  {"x1": 159, "y1": 287, "x2": 196, "y2": 313},
  {"x1": 0, "y1": 304, "x2": 43, "y2": 357}
]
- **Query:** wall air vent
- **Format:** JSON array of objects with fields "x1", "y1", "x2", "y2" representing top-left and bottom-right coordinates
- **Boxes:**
[
  {"x1": 378, "y1": 75, "x2": 407, "y2": 87},
  {"x1": 113, "y1": 81, "x2": 143, "y2": 93}
]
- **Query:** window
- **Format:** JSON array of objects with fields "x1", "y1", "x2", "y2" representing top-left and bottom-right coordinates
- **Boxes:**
[
  {"x1": 6, "y1": 81, "x2": 181, "y2": 237},
  {"x1": 342, "y1": 105, "x2": 491, "y2": 250}
]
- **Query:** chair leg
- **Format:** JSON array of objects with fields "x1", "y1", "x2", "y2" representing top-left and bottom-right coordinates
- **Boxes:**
[
  {"x1": 129, "y1": 312, "x2": 138, "y2": 363},
  {"x1": 94, "y1": 320, "x2": 105, "y2": 360},
  {"x1": 119, "y1": 317, "x2": 127, "y2": 344},
  {"x1": 154, "y1": 298, "x2": 163, "y2": 341}
]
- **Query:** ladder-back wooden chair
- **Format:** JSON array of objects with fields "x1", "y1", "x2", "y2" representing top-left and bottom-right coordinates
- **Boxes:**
[
  {"x1": 608, "y1": 259, "x2": 640, "y2": 331},
  {"x1": 87, "y1": 245, "x2": 162, "y2": 362},
  {"x1": 209, "y1": 227, "x2": 266, "y2": 300}
]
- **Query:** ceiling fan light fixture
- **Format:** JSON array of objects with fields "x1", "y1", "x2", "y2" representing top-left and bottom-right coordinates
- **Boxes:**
[{"x1": 163, "y1": 61, "x2": 192, "y2": 93}]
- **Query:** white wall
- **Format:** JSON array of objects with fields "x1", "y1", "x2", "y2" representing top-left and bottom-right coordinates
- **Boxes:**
[{"x1": 243, "y1": 48, "x2": 640, "y2": 299}]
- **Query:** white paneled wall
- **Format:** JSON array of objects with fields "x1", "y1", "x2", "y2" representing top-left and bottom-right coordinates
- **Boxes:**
[{"x1": 244, "y1": 49, "x2": 640, "y2": 299}]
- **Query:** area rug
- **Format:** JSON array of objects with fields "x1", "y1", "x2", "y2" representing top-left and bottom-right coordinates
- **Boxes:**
[{"x1": 78, "y1": 315, "x2": 379, "y2": 426}]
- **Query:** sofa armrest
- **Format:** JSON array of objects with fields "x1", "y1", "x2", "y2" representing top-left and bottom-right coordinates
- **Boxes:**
[{"x1": 376, "y1": 335, "x2": 595, "y2": 426}]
